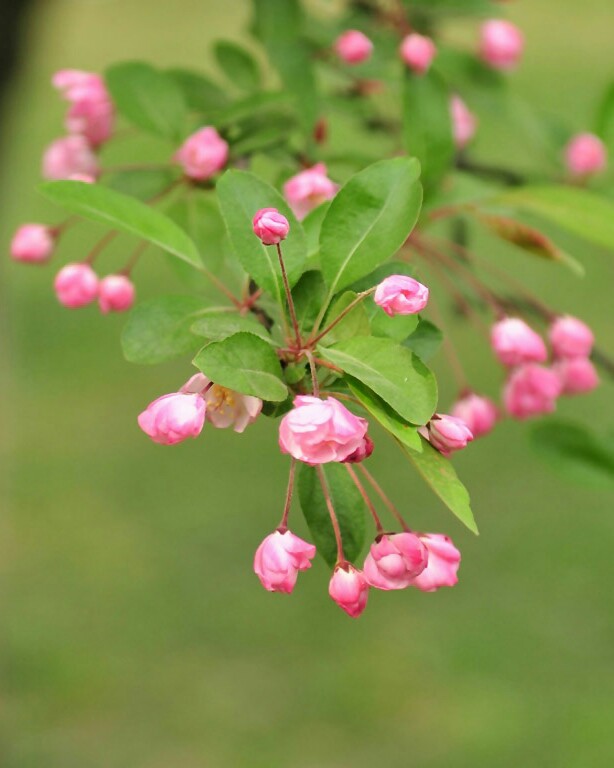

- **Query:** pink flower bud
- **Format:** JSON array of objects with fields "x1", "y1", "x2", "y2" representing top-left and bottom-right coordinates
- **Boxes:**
[
  {"x1": 98, "y1": 274, "x2": 135, "y2": 314},
  {"x1": 491, "y1": 317, "x2": 547, "y2": 367},
  {"x1": 138, "y1": 392, "x2": 206, "y2": 445},
  {"x1": 174, "y1": 126, "x2": 228, "y2": 181},
  {"x1": 283, "y1": 163, "x2": 338, "y2": 221},
  {"x1": 399, "y1": 33, "x2": 437, "y2": 74},
  {"x1": 421, "y1": 414, "x2": 474, "y2": 456},
  {"x1": 54, "y1": 262, "x2": 99, "y2": 308},
  {"x1": 279, "y1": 395, "x2": 368, "y2": 465},
  {"x1": 254, "y1": 530, "x2": 316, "y2": 593},
  {"x1": 553, "y1": 357, "x2": 599, "y2": 396},
  {"x1": 334, "y1": 30, "x2": 373, "y2": 65},
  {"x1": 549, "y1": 315, "x2": 594, "y2": 359},
  {"x1": 450, "y1": 95, "x2": 478, "y2": 150},
  {"x1": 252, "y1": 208, "x2": 290, "y2": 246},
  {"x1": 363, "y1": 532, "x2": 428, "y2": 590},
  {"x1": 341, "y1": 435, "x2": 374, "y2": 464},
  {"x1": 504, "y1": 363, "x2": 562, "y2": 419},
  {"x1": 565, "y1": 133, "x2": 607, "y2": 178},
  {"x1": 411, "y1": 533, "x2": 461, "y2": 592},
  {"x1": 480, "y1": 19, "x2": 524, "y2": 70},
  {"x1": 10, "y1": 224, "x2": 55, "y2": 263},
  {"x1": 374, "y1": 274, "x2": 429, "y2": 316},
  {"x1": 329, "y1": 564, "x2": 369, "y2": 617},
  {"x1": 451, "y1": 393, "x2": 498, "y2": 438},
  {"x1": 53, "y1": 70, "x2": 114, "y2": 147},
  {"x1": 42, "y1": 135, "x2": 100, "y2": 180}
]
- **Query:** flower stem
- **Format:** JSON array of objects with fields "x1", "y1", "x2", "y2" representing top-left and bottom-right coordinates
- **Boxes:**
[
  {"x1": 344, "y1": 464, "x2": 384, "y2": 535},
  {"x1": 276, "y1": 242, "x2": 302, "y2": 349},
  {"x1": 305, "y1": 350, "x2": 320, "y2": 396},
  {"x1": 277, "y1": 459, "x2": 296, "y2": 533},
  {"x1": 120, "y1": 240, "x2": 148, "y2": 276},
  {"x1": 358, "y1": 464, "x2": 411, "y2": 532},
  {"x1": 316, "y1": 465, "x2": 345, "y2": 565},
  {"x1": 308, "y1": 288, "x2": 375, "y2": 347},
  {"x1": 85, "y1": 230, "x2": 118, "y2": 264}
]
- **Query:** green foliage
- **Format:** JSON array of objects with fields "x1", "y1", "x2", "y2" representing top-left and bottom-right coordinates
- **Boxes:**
[
  {"x1": 167, "y1": 67, "x2": 230, "y2": 115},
  {"x1": 403, "y1": 318, "x2": 443, "y2": 361},
  {"x1": 321, "y1": 292, "x2": 371, "y2": 345},
  {"x1": 214, "y1": 40, "x2": 261, "y2": 91},
  {"x1": 190, "y1": 311, "x2": 274, "y2": 343},
  {"x1": 165, "y1": 193, "x2": 227, "y2": 271},
  {"x1": 104, "y1": 168, "x2": 179, "y2": 201}
]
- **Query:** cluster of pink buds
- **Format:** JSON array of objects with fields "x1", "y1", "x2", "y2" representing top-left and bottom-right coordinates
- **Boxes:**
[
  {"x1": 174, "y1": 126, "x2": 229, "y2": 181},
  {"x1": 283, "y1": 163, "x2": 338, "y2": 220},
  {"x1": 53, "y1": 263, "x2": 135, "y2": 313}
]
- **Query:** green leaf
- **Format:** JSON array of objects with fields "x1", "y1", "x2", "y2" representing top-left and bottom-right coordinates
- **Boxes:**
[
  {"x1": 214, "y1": 40, "x2": 261, "y2": 91},
  {"x1": 302, "y1": 202, "x2": 330, "y2": 261},
  {"x1": 297, "y1": 463, "x2": 366, "y2": 567},
  {"x1": 190, "y1": 311, "x2": 273, "y2": 343},
  {"x1": 193, "y1": 332, "x2": 287, "y2": 401},
  {"x1": 403, "y1": 438, "x2": 478, "y2": 534},
  {"x1": 319, "y1": 158, "x2": 423, "y2": 296},
  {"x1": 291, "y1": 270, "x2": 327, "y2": 333},
  {"x1": 104, "y1": 168, "x2": 178, "y2": 201},
  {"x1": 105, "y1": 61, "x2": 187, "y2": 140},
  {"x1": 348, "y1": 379, "x2": 422, "y2": 452},
  {"x1": 402, "y1": 70, "x2": 454, "y2": 190},
  {"x1": 39, "y1": 181, "x2": 202, "y2": 267},
  {"x1": 403, "y1": 318, "x2": 443, "y2": 362},
  {"x1": 167, "y1": 68, "x2": 230, "y2": 115},
  {"x1": 595, "y1": 80, "x2": 614, "y2": 146},
  {"x1": 368, "y1": 300, "x2": 420, "y2": 343},
  {"x1": 216, "y1": 170, "x2": 307, "y2": 306},
  {"x1": 492, "y1": 186, "x2": 614, "y2": 252},
  {"x1": 318, "y1": 336, "x2": 437, "y2": 425},
  {"x1": 321, "y1": 292, "x2": 370, "y2": 345},
  {"x1": 121, "y1": 295, "x2": 205, "y2": 364},
  {"x1": 530, "y1": 420, "x2": 614, "y2": 487},
  {"x1": 165, "y1": 192, "x2": 226, "y2": 271}
]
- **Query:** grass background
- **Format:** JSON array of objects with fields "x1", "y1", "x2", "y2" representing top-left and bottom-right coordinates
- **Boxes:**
[{"x1": 2, "y1": 1, "x2": 614, "y2": 766}]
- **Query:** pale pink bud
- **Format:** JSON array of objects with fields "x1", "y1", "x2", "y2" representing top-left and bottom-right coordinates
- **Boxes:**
[
  {"x1": 491, "y1": 317, "x2": 547, "y2": 367},
  {"x1": 254, "y1": 530, "x2": 316, "y2": 593},
  {"x1": 341, "y1": 435, "x2": 374, "y2": 464},
  {"x1": 411, "y1": 534, "x2": 460, "y2": 592},
  {"x1": 451, "y1": 393, "x2": 498, "y2": 438},
  {"x1": 279, "y1": 395, "x2": 368, "y2": 465},
  {"x1": 54, "y1": 262, "x2": 99, "y2": 308},
  {"x1": 252, "y1": 208, "x2": 290, "y2": 246},
  {"x1": 98, "y1": 274, "x2": 135, "y2": 314},
  {"x1": 399, "y1": 33, "x2": 437, "y2": 74},
  {"x1": 421, "y1": 414, "x2": 474, "y2": 456},
  {"x1": 329, "y1": 564, "x2": 369, "y2": 617},
  {"x1": 137, "y1": 392, "x2": 206, "y2": 445},
  {"x1": 283, "y1": 163, "x2": 338, "y2": 221},
  {"x1": 42, "y1": 135, "x2": 100, "y2": 180},
  {"x1": 52, "y1": 69, "x2": 114, "y2": 146},
  {"x1": 174, "y1": 126, "x2": 228, "y2": 181},
  {"x1": 450, "y1": 95, "x2": 478, "y2": 150},
  {"x1": 480, "y1": 19, "x2": 524, "y2": 70},
  {"x1": 549, "y1": 315, "x2": 594, "y2": 359},
  {"x1": 363, "y1": 532, "x2": 428, "y2": 590},
  {"x1": 11, "y1": 224, "x2": 55, "y2": 263},
  {"x1": 334, "y1": 30, "x2": 373, "y2": 65},
  {"x1": 374, "y1": 274, "x2": 429, "y2": 316},
  {"x1": 553, "y1": 357, "x2": 599, "y2": 396},
  {"x1": 504, "y1": 363, "x2": 562, "y2": 419},
  {"x1": 565, "y1": 133, "x2": 607, "y2": 177}
]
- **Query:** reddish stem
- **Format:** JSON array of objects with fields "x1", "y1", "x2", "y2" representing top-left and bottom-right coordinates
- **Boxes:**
[
  {"x1": 316, "y1": 465, "x2": 345, "y2": 565},
  {"x1": 276, "y1": 242, "x2": 302, "y2": 349},
  {"x1": 358, "y1": 464, "x2": 411, "y2": 532},
  {"x1": 277, "y1": 459, "x2": 296, "y2": 533},
  {"x1": 344, "y1": 464, "x2": 384, "y2": 535}
]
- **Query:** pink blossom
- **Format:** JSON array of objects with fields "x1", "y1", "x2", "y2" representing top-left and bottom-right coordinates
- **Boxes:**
[
  {"x1": 549, "y1": 315, "x2": 594, "y2": 358},
  {"x1": 329, "y1": 565, "x2": 369, "y2": 617},
  {"x1": 421, "y1": 414, "x2": 474, "y2": 456},
  {"x1": 450, "y1": 95, "x2": 478, "y2": 150},
  {"x1": 334, "y1": 30, "x2": 373, "y2": 65},
  {"x1": 491, "y1": 317, "x2": 547, "y2": 367},
  {"x1": 252, "y1": 207, "x2": 290, "y2": 246},
  {"x1": 279, "y1": 395, "x2": 368, "y2": 465},
  {"x1": 181, "y1": 373, "x2": 262, "y2": 433},
  {"x1": 553, "y1": 357, "x2": 599, "y2": 396},
  {"x1": 42, "y1": 135, "x2": 100, "y2": 180},
  {"x1": 451, "y1": 393, "x2": 498, "y2": 438},
  {"x1": 68, "y1": 173, "x2": 96, "y2": 183},
  {"x1": 138, "y1": 392, "x2": 206, "y2": 445},
  {"x1": 10, "y1": 224, "x2": 55, "y2": 264},
  {"x1": 283, "y1": 163, "x2": 338, "y2": 220},
  {"x1": 399, "y1": 33, "x2": 437, "y2": 74},
  {"x1": 254, "y1": 530, "x2": 316, "y2": 593},
  {"x1": 53, "y1": 69, "x2": 114, "y2": 146},
  {"x1": 174, "y1": 126, "x2": 229, "y2": 180},
  {"x1": 98, "y1": 274, "x2": 135, "y2": 314},
  {"x1": 341, "y1": 435, "x2": 374, "y2": 464},
  {"x1": 565, "y1": 133, "x2": 607, "y2": 177},
  {"x1": 480, "y1": 19, "x2": 524, "y2": 70},
  {"x1": 54, "y1": 263, "x2": 99, "y2": 308},
  {"x1": 363, "y1": 532, "x2": 428, "y2": 590},
  {"x1": 374, "y1": 274, "x2": 429, "y2": 316},
  {"x1": 411, "y1": 533, "x2": 461, "y2": 592},
  {"x1": 504, "y1": 363, "x2": 562, "y2": 419}
]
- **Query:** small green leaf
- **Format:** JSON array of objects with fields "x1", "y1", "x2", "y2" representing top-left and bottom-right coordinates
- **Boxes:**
[
  {"x1": 595, "y1": 80, "x2": 614, "y2": 146},
  {"x1": 104, "y1": 168, "x2": 178, "y2": 201},
  {"x1": 318, "y1": 336, "x2": 438, "y2": 425},
  {"x1": 321, "y1": 292, "x2": 370, "y2": 345},
  {"x1": 403, "y1": 318, "x2": 443, "y2": 362},
  {"x1": 167, "y1": 68, "x2": 230, "y2": 115},
  {"x1": 302, "y1": 202, "x2": 330, "y2": 261},
  {"x1": 369, "y1": 300, "x2": 420, "y2": 342},
  {"x1": 193, "y1": 332, "x2": 287, "y2": 401},
  {"x1": 319, "y1": 157, "x2": 423, "y2": 295},
  {"x1": 121, "y1": 295, "x2": 205, "y2": 364},
  {"x1": 214, "y1": 40, "x2": 261, "y2": 91},
  {"x1": 105, "y1": 61, "x2": 187, "y2": 140},
  {"x1": 297, "y1": 463, "x2": 367, "y2": 567},
  {"x1": 348, "y1": 379, "x2": 422, "y2": 452},
  {"x1": 165, "y1": 193, "x2": 227, "y2": 272},
  {"x1": 190, "y1": 311, "x2": 273, "y2": 343},
  {"x1": 291, "y1": 271, "x2": 327, "y2": 333},
  {"x1": 39, "y1": 181, "x2": 201, "y2": 267}
]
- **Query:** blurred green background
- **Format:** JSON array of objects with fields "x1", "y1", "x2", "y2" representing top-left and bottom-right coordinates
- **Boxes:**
[{"x1": 3, "y1": 1, "x2": 614, "y2": 766}]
